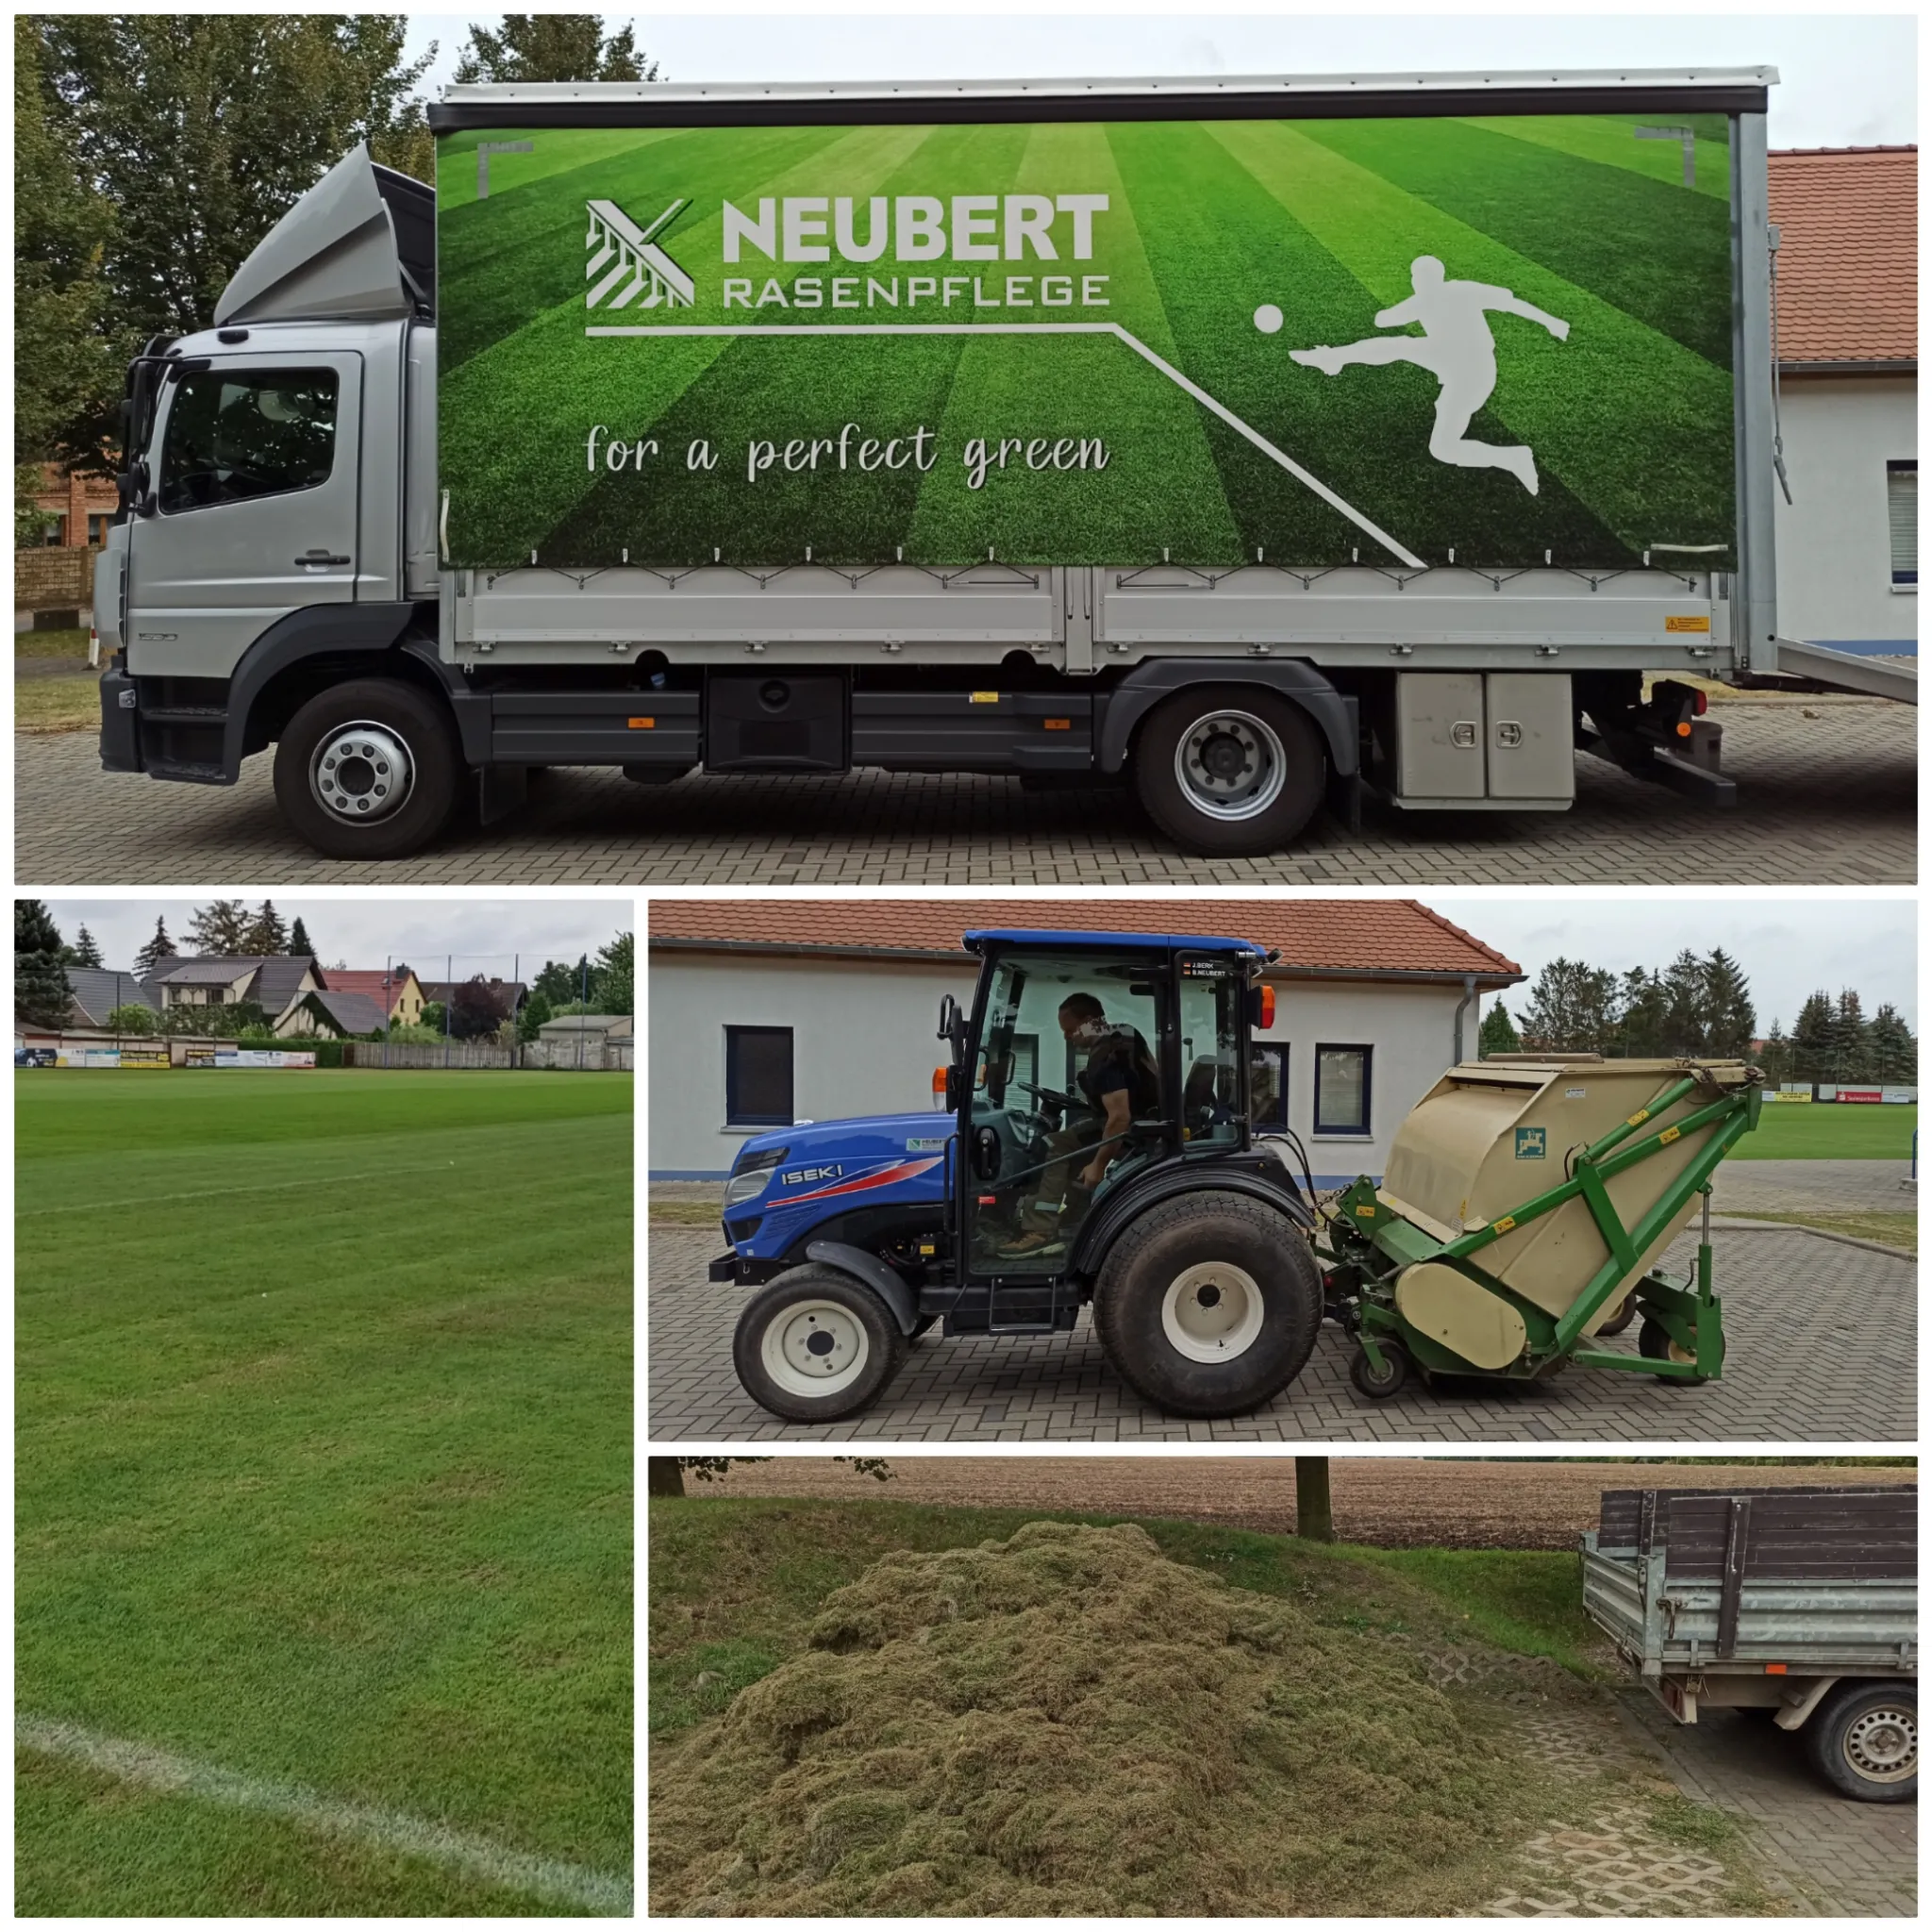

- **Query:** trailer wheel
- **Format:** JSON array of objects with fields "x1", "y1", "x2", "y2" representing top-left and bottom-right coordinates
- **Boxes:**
[
  {"x1": 273, "y1": 678, "x2": 460, "y2": 859},
  {"x1": 732, "y1": 1266, "x2": 908, "y2": 1424},
  {"x1": 1638, "y1": 1316, "x2": 1700, "y2": 1381},
  {"x1": 1132, "y1": 686, "x2": 1326, "y2": 856},
  {"x1": 1349, "y1": 1340, "x2": 1409, "y2": 1399},
  {"x1": 1807, "y1": 1682, "x2": 1917, "y2": 1802},
  {"x1": 1092, "y1": 1192, "x2": 1322, "y2": 1417}
]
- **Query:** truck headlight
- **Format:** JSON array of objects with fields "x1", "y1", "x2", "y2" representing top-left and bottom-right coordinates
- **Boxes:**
[{"x1": 724, "y1": 1147, "x2": 787, "y2": 1212}]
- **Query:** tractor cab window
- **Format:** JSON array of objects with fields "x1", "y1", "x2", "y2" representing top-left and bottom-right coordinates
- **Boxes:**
[
  {"x1": 1176, "y1": 955, "x2": 1247, "y2": 1155},
  {"x1": 968, "y1": 950, "x2": 1165, "y2": 1276}
]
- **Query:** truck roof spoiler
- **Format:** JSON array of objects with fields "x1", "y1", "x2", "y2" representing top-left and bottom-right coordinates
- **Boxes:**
[{"x1": 214, "y1": 144, "x2": 435, "y2": 328}]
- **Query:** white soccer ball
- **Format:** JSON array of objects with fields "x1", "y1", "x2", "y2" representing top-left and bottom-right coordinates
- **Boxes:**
[{"x1": 1253, "y1": 304, "x2": 1284, "y2": 335}]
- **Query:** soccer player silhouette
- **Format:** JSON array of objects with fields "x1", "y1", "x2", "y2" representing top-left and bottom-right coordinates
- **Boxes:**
[{"x1": 1274, "y1": 256, "x2": 1569, "y2": 495}]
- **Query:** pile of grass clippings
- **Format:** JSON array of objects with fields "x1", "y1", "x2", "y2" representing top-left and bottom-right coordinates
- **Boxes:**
[{"x1": 651, "y1": 1520, "x2": 1538, "y2": 1916}]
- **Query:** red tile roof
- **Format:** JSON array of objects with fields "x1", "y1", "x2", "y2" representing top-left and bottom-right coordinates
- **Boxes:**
[
  {"x1": 318, "y1": 968, "x2": 411, "y2": 1005},
  {"x1": 648, "y1": 899, "x2": 1522, "y2": 984},
  {"x1": 1768, "y1": 146, "x2": 1917, "y2": 366}
]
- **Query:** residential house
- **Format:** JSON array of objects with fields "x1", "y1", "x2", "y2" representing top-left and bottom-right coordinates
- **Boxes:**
[
  {"x1": 146, "y1": 955, "x2": 323, "y2": 1016},
  {"x1": 316, "y1": 966, "x2": 426, "y2": 1027},
  {"x1": 275, "y1": 989, "x2": 390, "y2": 1040},
  {"x1": 648, "y1": 899, "x2": 1522, "y2": 1181},
  {"x1": 66, "y1": 967, "x2": 160, "y2": 1028}
]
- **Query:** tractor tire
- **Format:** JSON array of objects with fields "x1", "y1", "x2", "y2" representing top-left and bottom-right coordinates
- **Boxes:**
[
  {"x1": 1807, "y1": 1682, "x2": 1917, "y2": 1802},
  {"x1": 1349, "y1": 1340, "x2": 1409, "y2": 1400},
  {"x1": 1638, "y1": 1316, "x2": 1700, "y2": 1382},
  {"x1": 1131, "y1": 685, "x2": 1327, "y2": 856},
  {"x1": 1596, "y1": 1291, "x2": 1638, "y2": 1337},
  {"x1": 732, "y1": 1266, "x2": 908, "y2": 1424},
  {"x1": 273, "y1": 677, "x2": 461, "y2": 860},
  {"x1": 1092, "y1": 1191, "x2": 1323, "y2": 1417}
]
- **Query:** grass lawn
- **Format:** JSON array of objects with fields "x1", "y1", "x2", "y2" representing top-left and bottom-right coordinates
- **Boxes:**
[
  {"x1": 16, "y1": 625, "x2": 92, "y2": 658},
  {"x1": 16, "y1": 1070, "x2": 634, "y2": 1915},
  {"x1": 1730, "y1": 1102, "x2": 1917, "y2": 1159},
  {"x1": 15, "y1": 629, "x2": 101, "y2": 735}
]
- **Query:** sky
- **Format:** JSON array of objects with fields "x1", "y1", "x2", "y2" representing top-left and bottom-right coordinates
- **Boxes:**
[
  {"x1": 403, "y1": 10, "x2": 1915, "y2": 148},
  {"x1": 41, "y1": 899, "x2": 630, "y2": 978},
  {"x1": 1420, "y1": 894, "x2": 1918, "y2": 1031}
]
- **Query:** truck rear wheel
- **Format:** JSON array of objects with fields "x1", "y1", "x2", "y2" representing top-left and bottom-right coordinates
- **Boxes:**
[
  {"x1": 273, "y1": 678, "x2": 460, "y2": 859},
  {"x1": 1807, "y1": 1681, "x2": 1917, "y2": 1801},
  {"x1": 732, "y1": 1265, "x2": 909, "y2": 1424},
  {"x1": 1092, "y1": 1192, "x2": 1322, "y2": 1417},
  {"x1": 1132, "y1": 685, "x2": 1326, "y2": 855}
]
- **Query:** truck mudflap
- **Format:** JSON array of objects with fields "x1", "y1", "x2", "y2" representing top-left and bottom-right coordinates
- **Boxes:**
[{"x1": 98, "y1": 658, "x2": 143, "y2": 773}]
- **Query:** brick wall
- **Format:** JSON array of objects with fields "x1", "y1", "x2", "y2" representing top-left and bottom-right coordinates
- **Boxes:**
[{"x1": 14, "y1": 546, "x2": 99, "y2": 610}]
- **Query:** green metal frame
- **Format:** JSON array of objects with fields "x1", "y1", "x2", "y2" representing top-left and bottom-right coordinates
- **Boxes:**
[{"x1": 1328, "y1": 1072, "x2": 1761, "y2": 1383}]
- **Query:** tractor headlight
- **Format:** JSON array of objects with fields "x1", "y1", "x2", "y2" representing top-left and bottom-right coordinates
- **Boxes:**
[{"x1": 724, "y1": 1147, "x2": 787, "y2": 1212}]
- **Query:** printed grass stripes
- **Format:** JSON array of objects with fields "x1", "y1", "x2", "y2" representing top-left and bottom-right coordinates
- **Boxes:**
[{"x1": 16, "y1": 1716, "x2": 636, "y2": 1914}]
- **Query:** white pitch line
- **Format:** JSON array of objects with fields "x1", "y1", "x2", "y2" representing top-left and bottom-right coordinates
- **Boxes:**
[
  {"x1": 585, "y1": 318, "x2": 1427, "y2": 568},
  {"x1": 16, "y1": 1716, "x2": 634, "y2": 1915}
]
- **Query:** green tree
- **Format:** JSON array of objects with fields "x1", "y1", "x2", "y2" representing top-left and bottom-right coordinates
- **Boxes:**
[
  {"x1": 132, "y1": 914, "x2": 176, "y2": 977},
  {"x1": 1830, "y1": 989, "x2": 1869, "y2": 1083},
  {"x1": 186, "y1": 898, "x2": 252, "y2": 956},
  {"x1": 517, "y1": 988, "x2": 555, "y2": 1043},
  {"x1": 1477, "y1": 1001, "x2": 1520, "y2": 1056},
  {"x1": 16, "y1": 900, "x2": 74, "y2": 1027},
  {"x1": 1868, "y1": 1004, "x2": 1916, "y2": 1084},
  {"x1": 1610, "y1": 967, "x2": 1667, "y2": 1058},
  {"x1": 1699, "y1": 948, "x2": 1756, "y2": 1060},
  {"x1": 105, "y1": 1003, "x2": 157, "y2": 1034},
  {"x1": 454, "y1": 14, "x2": 658, "y2": 84},
  {"x1": 1657, "y1": 949, "x2": 1709, "y2": 1057},
  {"x1": 420, "y1": 1001, "x2": 447, "y2": 1036},
  {"x1": 1520, "y1": 958, "x2": 1616, "y2": 1054},
  {"x1": 533, "y1": 957, "x2": 588, "y2": 1006},
  {"x1": 289, "y1": 915, "x2": 315, "y2": 958},
  {"x1": 1758, "y1": 1019, "x2": 1791, "y2": 1088},
  {"x1": 1790, "y1": 991, "x2": 1834, "y2": 1085},
  {"x1": 594, "y1": 930, "x2": 634, "y2": 1015},
  {"x1": 243, "y1": 900, "x2": 289, "y2": 956},
  {"x1": 15, "y1": 19, "x2": 119, "y2": 465},
  {"x1": 67, "y1": 924, "x2": 105, "y2": 969},
  {"x1": 33, "y1": 15, "x2": 435, "y2": 456}
]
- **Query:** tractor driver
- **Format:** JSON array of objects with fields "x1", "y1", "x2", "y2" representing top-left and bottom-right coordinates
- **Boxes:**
[{"x1": 1001, "y1": 991, "x2": 1160, "y2": 1257}]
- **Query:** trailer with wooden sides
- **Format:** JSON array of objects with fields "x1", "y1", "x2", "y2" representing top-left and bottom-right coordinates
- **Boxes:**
[{"x1": 1581, "y1": 1484, "x2": 1917, "y2": 1800}]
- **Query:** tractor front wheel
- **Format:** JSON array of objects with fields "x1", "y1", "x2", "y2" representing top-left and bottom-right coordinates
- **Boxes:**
[
  {"x1": 1093, "y1": 1192, "x2": 1322, "y2": 1417},
  {"x1": 733, "y1": 1266, "x2": 908, "y2": 1423}
]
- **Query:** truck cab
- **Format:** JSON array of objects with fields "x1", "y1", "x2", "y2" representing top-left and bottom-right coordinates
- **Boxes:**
[{"x1": 713, "y1": 927, "x2": 1325, "y2": 1422}]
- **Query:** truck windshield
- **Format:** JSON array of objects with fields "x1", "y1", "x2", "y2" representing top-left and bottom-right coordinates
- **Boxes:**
[{"x1": 158, "y1": 368, "x2": 340, "y2": 513}]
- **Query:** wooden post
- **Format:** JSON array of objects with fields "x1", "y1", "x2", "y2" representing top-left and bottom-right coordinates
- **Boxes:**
[
  {"x1": 647, "y1": 1457, "x2": 686, "y2": 1498},
  {"x1": 1295, "y1": 1457, "x2": 1334, "y2": 1542}
]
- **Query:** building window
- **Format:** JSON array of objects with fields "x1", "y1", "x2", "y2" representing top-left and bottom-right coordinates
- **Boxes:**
[
  {"x1": 1313, "y1": 1044, "x2": 1373, "y2": 1135},
  {"x1": 1250, "y1": 1042, "x2": 1290, "y2": 1132},
  {"x1": 42, "y1": 515, "x2": 66, "y2": 547},
  {"x1": 87, "y1": 513, "x2": 109, "y2": 545},
  {"x1": 1888, "y1": 461, "x2": 1916, "y2": 588},
  {"x1": 725, "y1": 1025, "x2": 793, "y2": 1126}
]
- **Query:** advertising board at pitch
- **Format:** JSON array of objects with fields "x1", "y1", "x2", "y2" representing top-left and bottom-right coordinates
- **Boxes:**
[{"x1": 438, "y1": 109, "x2": 1739, "y2": 573}]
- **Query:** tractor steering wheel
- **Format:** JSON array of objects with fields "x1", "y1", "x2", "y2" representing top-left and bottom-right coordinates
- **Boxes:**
[{"x1": 1014, "y1": 1079, "x2": 1092, "y2": 1119}]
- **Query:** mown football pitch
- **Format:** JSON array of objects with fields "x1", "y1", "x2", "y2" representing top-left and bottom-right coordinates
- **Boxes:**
[{"x1": 15, "y1": 1071, "x2": 633, "y2": 1915}]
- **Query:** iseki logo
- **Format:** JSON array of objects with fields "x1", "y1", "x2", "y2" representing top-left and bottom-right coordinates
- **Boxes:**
[{"x1": 585, "y1": 198, "x2": 693, "y2": 309}]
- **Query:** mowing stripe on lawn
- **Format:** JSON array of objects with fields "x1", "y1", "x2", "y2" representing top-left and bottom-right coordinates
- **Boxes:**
[
  {"x1": 583, "y1": 323, "x2": 1424, "y2": 565},
  {"x1": 16, "y1": 1162, "x2": 469, "y2": 1215},
  {"x1": 1458, "y1": 114, "x2": 1731, "y2": 201},
  {"x1": 16, "y1": 1717, "x2": 633, "y2": 1914}
]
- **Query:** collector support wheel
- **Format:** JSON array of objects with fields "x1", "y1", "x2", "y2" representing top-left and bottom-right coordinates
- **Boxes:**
[
  {"x1": 1807, "y1": 1682, "x2": 1917, "y2": 1801},
  {"x1": 732, "y1": 1265, "x2": 909, "y2": 1424},
  {"x1": 1349, "y1": 1340, "x2": 1409, "y2": 1399},
  {"x1": 1596, "y1": 1291, "x2": 1638, "y2": 1337},
  {"x1": 1638, "y1": 1316, "x2": 1699, "y2": 1383}
]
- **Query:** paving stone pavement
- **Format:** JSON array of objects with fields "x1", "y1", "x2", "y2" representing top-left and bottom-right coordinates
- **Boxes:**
[
  {"x1": 1619, "y1": 1689, "x2": 1918, "y2": 1917},
  {"x1": 15, "y1": 693, "x2": 1913, "y2": 884},
  {"x1": 1714, "y1": 1158, "x2": 1918, "y2": 1219},
  {"x1": 645, "y1": 1221, "x2": 1915, "y2": 1441}
]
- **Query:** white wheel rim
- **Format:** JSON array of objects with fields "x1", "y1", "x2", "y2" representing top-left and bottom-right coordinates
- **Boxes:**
[
  {"x1": 310, "y1": 721, "x2": 414, "y2": 824},
  {"x1": 1174, "y1": 709, "x2": 1288, "y2": 823},
  {"x1": 759, "y1": 1298, "x2": 871, "y2": 1398},
  {"x1": 1845, "y1": 1706, "x2": 1916, "y2": 1782},
  {"x1": 1159, "y1": 1261, "x2": 1265, "y2": 1363}
]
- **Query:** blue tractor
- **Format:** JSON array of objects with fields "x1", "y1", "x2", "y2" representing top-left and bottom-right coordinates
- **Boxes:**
[{"x1": 711, "y1": 927, "x2": 1326, "y2": 1422}]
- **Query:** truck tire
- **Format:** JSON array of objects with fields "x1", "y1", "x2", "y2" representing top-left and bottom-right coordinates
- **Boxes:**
[
  {"x1": 1092, "y1": 1191, "x2": 1323, "y2": 1417},
  {"x1": 1807, "y1": 1681, "x2": 1917, "y2": 1802},
  {"x1": 1132, "y1": 685, "x2": 1326, "y2": 856},
  {"x1": 273, "y1": 678, "x2": 461, "y2": 859},
  {"x1": 732, "y1": 1265, "x2": 909, "y2": 1424}
]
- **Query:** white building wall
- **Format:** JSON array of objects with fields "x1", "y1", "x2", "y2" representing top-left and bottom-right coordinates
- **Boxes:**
[
  {"x1": 1773, "y1": 375, "x2": 1917, "y2": 649},
  {"x1": 649, "y1": 950, "x2": 1475, "y2": 1181}
]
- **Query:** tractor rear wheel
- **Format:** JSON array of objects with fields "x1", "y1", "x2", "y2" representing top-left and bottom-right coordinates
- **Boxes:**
[
  {"x1": 1093, "y1": 1192, "x2": 1323, "y2": 1417},
  {"x1": 733, "y1": 1265, "x2": 908, "y2": 1424}
]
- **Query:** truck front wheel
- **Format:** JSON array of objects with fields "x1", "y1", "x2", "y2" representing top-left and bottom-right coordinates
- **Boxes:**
[
  {"x1": 1807, "y1": 1681, "x2": 1917, "y2": 1802},
  {"x1": 732, "y1": 1265, "x2": 909, "y2": 1424},
  {"x1": 1092, "y1": 1192, "x2": 1323, "y2": 1416},
  {"x1": 1133, "y1": 685, "x2": 1326, "y2": 855},
  {"x1": 273, "y1": 678, "x2": 460, "y2": 859}
]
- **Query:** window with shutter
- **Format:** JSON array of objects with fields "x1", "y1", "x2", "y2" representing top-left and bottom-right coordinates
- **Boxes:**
[{"x1": 1887, "y1": 460, "x2": 1916, "y2": 587}]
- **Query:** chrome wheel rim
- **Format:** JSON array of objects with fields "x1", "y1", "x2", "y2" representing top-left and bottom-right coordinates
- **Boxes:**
[
  {"x1": 1174, "y1": 709, "x2": 1287, "y2": 822},
  {"x1": 311, "y1": 722, "x2": 413, "y2": 824}
]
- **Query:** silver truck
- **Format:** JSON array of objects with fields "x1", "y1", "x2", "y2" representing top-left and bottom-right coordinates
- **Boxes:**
[
  {"x1": 1582, "y1": 1483, "x2": 1917, "y2": 1801},
  {"x1": 92, "y1": 65, "x2": 1895, "y2": 860}
]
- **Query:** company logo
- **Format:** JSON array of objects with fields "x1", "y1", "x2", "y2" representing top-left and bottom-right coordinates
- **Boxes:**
[
  {"x1": 586, "y1": 198, "x2": 694, "y2": 310},
  {"x1": 1514, "y1": 1126, "x2": 1547, "y2": 1159},
  {"x1": 780, "y1": 1164, "x2": 844, "y2": 1187}
]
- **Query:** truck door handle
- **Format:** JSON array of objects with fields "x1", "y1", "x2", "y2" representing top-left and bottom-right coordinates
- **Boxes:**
[{"x1": 295, "y1": 550, "x2": 349, "y2": 567}]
